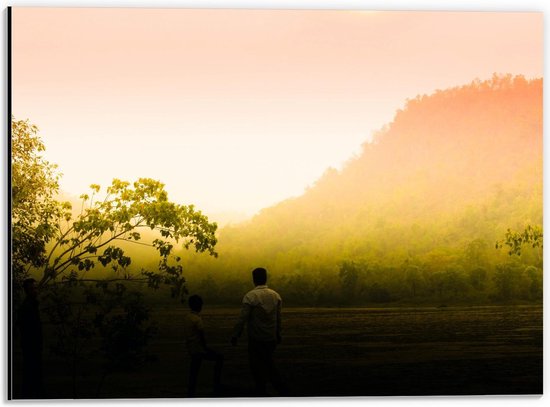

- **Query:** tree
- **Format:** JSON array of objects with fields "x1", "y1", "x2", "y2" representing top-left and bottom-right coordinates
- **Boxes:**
[
  {"x1": 405, "y1": 263, "x2": 422, "y2": 297},
  {"x1": 11, "y1": 118, "x2": 219, "y2": 396},
  {"x1": 34, "y1": 172, "x2": 218, "y2": 397},
  {"x1": 39, "y1": 178, "x2": 217, "y2": 397},
  {"x1": 496, "y1": 225, "x2": 543, "y2": 257},
  {"x1": 468, "y1": 267, "x2": 487, "y2": 291},
  {"x1": 12, "y1": 117, "x2": 218, "y2": 296},
  {"x1": 493, "y1": 226, "x2": 543, "y2": 303},
  {"x1": 11, "y1": 117, "x2": 63, "y2": 291},
  {"x1": 493, "y1": 263, "x2": 526, "y2": 301},
  {"x1": 37, "y1": 178, "x2": 218, "y2": 296},
  {"x1": 524, "y1": 265, "x2": 542, "y2": 301},
  {"x1": 339, "y1": 261, "x2": 360, "y2": 304},
  {"x1": 442, "y1": 266, "x2": 467, "y2": 299},
  {"x1": 464, "y1": 239, "x2": 489, "y2": 269}
]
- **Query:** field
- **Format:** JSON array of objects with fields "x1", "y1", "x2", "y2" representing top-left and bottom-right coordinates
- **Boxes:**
[{"x1": 12, "y1": 305, "x2": 543, "y2": 398}]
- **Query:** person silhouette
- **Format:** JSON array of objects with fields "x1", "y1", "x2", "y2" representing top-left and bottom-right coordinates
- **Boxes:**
[
  {"x1": 231, "y1": 268, "x2": 286, "y2": 396},
  {"x1": 17, "y1": 278, "x2": 43, "y2": 399},
  {"x1": 183, "y1": 294, "x2": 224, "y2": 397}
]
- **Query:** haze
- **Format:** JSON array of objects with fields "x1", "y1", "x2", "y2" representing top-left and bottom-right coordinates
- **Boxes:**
[{"x1": 11, "y1": 8, "x2": 542, "y2": 220}]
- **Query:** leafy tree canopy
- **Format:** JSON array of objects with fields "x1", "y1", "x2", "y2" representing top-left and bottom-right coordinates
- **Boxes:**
[
  {"x1": 11, "y1": 117, "x2": 62, "y2": 284},
  {"x1": 11, "y1": 117, "x2": 218, "y2": 302},
  {"x1": 496, "y1": 225, "x2": 543, "y2": 257}
]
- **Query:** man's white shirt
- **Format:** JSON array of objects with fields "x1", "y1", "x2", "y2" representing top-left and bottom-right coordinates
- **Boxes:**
[{"x1": 233, "y1": 285, "x2": 282, "y2": 342}]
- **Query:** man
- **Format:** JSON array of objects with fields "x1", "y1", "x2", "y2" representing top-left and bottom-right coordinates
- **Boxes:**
[
  {"x1": 17, "y1": 278, "x2": 43, "y2": 398},
  {"x1": 231, "y1": 267, "x2": 286, "y2": 396},
  {"x1": 183, "y1": 294, "x2": 223, "y2": 397}
]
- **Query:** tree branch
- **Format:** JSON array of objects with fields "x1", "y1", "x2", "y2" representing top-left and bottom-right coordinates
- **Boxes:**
[{"x1": 50, "y1": 227, "x2": 136, "y2": 281}]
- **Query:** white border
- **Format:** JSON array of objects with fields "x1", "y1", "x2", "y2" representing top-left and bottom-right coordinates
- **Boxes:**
[{"x1": 1, "y1": 1, "x2": 547, "y2": 406}]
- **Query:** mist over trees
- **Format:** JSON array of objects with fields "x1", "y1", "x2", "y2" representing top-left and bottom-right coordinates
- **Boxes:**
[
  {"x1": 183, "y1": 74, "x2": 542, "y2": 306},
  {"x1": 12, "y1": 74, "x2": 543, "y2": 309}
]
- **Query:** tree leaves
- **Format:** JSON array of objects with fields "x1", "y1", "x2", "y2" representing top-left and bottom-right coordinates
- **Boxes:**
[
  {"x1": 496, "y1": 225, "x2": 543, "y2": 256},
  {"x1": 32, "y1": 176, "x2": 217, "y2": 290},
  {"x1": 11, "y1": 117, "x2": 69, "y2": 289}
]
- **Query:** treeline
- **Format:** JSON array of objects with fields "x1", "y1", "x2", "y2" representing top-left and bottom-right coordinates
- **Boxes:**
[
  {"x1": 185, "y1": 258, "x2": 542, "y2": 307},
  {"x1": 182, "y1": 210, "x2": 542, "y2": 307},
  {"x1": 180, "y1": 75, "x2": 542, "y2": 307}
]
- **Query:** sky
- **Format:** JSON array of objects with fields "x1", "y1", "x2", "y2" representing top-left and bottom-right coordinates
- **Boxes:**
[{"x1": 11, "y1": 8, "x2": 543, "y2": 221}]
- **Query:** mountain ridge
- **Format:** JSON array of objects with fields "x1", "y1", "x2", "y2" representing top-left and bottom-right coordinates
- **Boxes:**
[{"x1": 186, "y1": 74, "x2": 542, "y2": 306}]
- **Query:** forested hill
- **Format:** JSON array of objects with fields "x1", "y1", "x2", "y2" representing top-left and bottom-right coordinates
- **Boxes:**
[{"x1": 186, "y1": 75, "x2": 542, "y2": 306}]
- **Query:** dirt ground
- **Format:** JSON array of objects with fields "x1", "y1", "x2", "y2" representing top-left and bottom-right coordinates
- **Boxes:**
[{"x1": 12, "y1": 305, "x2": 543, "y2": 398}]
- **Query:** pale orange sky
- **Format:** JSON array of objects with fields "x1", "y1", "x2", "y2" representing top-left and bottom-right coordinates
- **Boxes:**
[{"x1": 11, "y1": 8, "x2": 543, "y2": 220}]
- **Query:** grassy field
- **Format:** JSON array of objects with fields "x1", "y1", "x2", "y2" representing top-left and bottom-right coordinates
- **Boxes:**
[{"x1": 12, "y1": 305, "x2": 543, "y2": 398}]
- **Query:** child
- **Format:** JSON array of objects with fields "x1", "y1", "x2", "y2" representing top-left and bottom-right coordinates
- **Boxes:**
[{"x1": 183, "y1": 295, "x2": 224, "y2": 397}]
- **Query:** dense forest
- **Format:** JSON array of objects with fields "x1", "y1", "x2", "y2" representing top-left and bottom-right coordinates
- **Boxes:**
[{"x1": 180, "y1": 75, "x2": 542, "y2": 306}]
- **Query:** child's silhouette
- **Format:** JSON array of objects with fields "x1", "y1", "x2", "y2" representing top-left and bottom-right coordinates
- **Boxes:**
[{"x1": 183, "y1": 295, "x2": 224, "y2": 397}]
